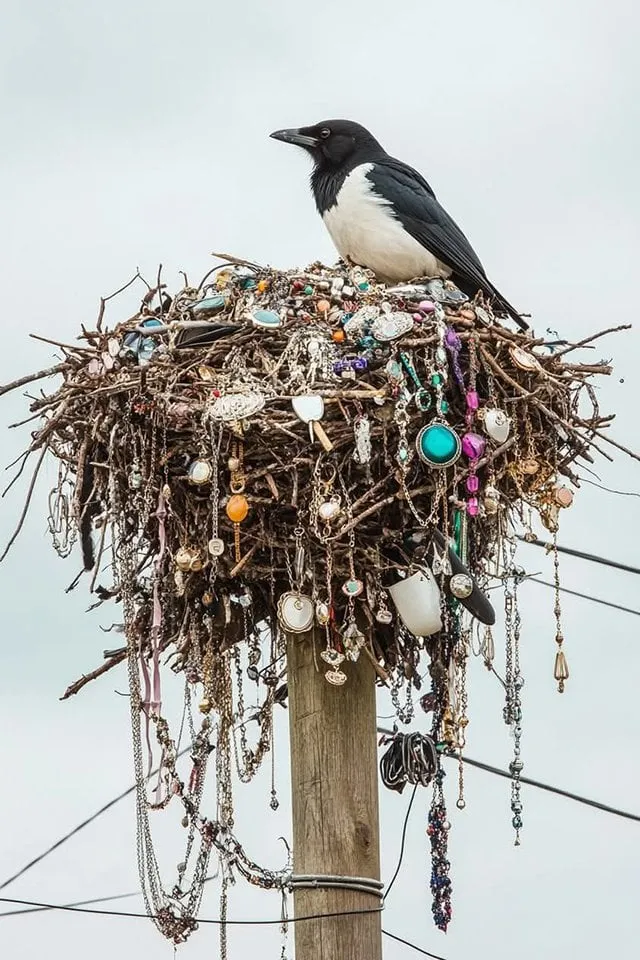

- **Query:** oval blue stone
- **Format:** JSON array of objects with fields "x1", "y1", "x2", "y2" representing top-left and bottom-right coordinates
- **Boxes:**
[
  {"x1": 252, "y1": 309, "x2": 281, "y2": 328},
  {"x1": 417, "y1": 423, "x2": 460, "y2": 466},
  {"x1": 192, "y1": 295, "x2": 227, "y2": 316}
]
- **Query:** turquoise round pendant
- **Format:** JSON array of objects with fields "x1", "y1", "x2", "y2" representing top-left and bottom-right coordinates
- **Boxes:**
[{"x1": 416, "y1": 423, "x2": 461, "y2": 468}]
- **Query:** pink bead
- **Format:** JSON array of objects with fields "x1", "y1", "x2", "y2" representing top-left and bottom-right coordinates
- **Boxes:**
[
  {"x1": 467, "y1": 497, "x2": 479, "y2": 516},
  {"x1": 413, "y1": 313, "x2": 422, "y2": 322},
  {"x1": 462, "y1": 431, "x2": 486, "y2": 461},
  {"x1": 466, "y1": 390, "x2": 479, "y2": 411},
  {"x1": 418, "y1": 300, "x2": 436, "y2": 314},
  {"x1": 466, "y1": 475, "x2": 479, "y2": 493}
]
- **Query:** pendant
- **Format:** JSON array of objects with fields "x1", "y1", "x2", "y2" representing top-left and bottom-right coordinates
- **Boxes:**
[
  {"x1": 277, "y1": 591, "x2": 315, "y2": 633},
  {"x1": 431, "y1": 544, "x2": 452, "y2": 577},
  {"x1": 342, "y1": 578, "x2": 364, "y2": 598},
  {"x1": 343, "y1": 305, "x2": 379, "y2": 339},
  {"x1": 325, "y1": 668, "x2": 348, "y2": 686},
  {"x1": 191, "y1": 294, "x2": 228, "y2": 317},
  {"x1": 416, "y1": 423, "x2": 461, "y2": 468},
  {"x1": 509, "y1": 345, "x2": 541, "y2": 372},
  {"x1": 208, "y1": 391, "x2": 265, "y2": 422},
  {"x1": 315, "y1": 600, "x2": 330, "y2": 625},
  {"x1": 208, "y1": 537, "x2": 225, "y2": 557},
  {"x1": 342, "y1": 622, "x2": 366, "y2": 662},
  {"x1": 318, "y1": 497, "x2": 341, "y2": 521},
  {"x1": 320, "y1": 647, "x2": 345, "y2": 667},
  {"x1": 376, "y1": 607, "x2": 393, "y2": 625},
  {"x1": 250, "y1": 309, "x2": 282, "y2": 329},
  {"x1": 371, "y1": 310, "x2": 414, "y2": 342},
  {"x1": 483, "y1": 408, "x2": 511, "y2": 444},
  {"x1": 449, "y1": 573, "x2": 473, "y2": 599},
  {"x1": 188, "y1": 458, "x2": 213, "y2": 485}
]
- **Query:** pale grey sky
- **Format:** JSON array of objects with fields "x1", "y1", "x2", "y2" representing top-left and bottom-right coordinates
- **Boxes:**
[{"x1": 1, "y1": 1, "x2": 640, "y2": 958}]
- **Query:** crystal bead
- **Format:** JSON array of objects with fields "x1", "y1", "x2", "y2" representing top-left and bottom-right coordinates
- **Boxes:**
[
  {"x1": 466, "y1": 475, "x2": 479, "y2": 493},
  {"x1": 466, "y1": 390, "x2": 479, "y2": 410}
]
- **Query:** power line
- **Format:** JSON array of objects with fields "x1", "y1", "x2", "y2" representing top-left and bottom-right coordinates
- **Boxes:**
[
  {"x1": 578, "y1": 477, "x2": 640, "y2": 499},
  {"x1": 5, "y1": 733, "x2": 639, "y2": 899},
  {"x1": 0, "y1": 745, "x2": 190, "y2": 892},
  {"x1": 517, "y1": 535, "x2": 640, "y2": 576},
  {"x1": 0, "y1": 895, "x2": 381, "y2": 925},
  {"x1": 383, "y1": 928, "x2": 447, "y2": 959},
  {"x1": 0, "y1": 896, "x2": 445, "y2": 959},
  {"x1": 526, "y1": 576, "x2": 640, "y2": 617},
  {"x1": 384, "y1": 783, "x2": 418, "y2": 902},
  {"x1": 0, "y1": 890, "x2": 142, "y2": 918},
  {"x1": 457, "y1": 755, "x2": 640, "y2": 823},
  {"x1": 374, "y1": 731, "x2": 640, "y2": 825}
]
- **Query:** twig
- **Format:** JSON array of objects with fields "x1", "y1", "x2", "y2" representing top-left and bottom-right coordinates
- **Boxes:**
[
  {"x1": 0, "y1": 445, "x2": 48, "y2": 563},
  {"x1": 96, "y1": 270, "x2": 145, "y2": 333},
  {"x1": 0, "y1": 362, "x2": 69, "y2": 398},
  {"x1": 29, "y1": 334, "x2": 91, "y2": 353},
  {"x1": 551, "y1": 324, "x2": 632, "y2": 359},
  {"x1": 60, "y1": 649, "x2": 128, "y2": 700}
]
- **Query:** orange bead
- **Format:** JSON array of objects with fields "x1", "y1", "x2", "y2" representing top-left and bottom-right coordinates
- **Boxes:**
[
  {"x1": 317, "y1": 299, "x2": 331, "y2": 313},
  {"x1": 332, "y1": 329, "x2": 345, "y2": 343},
  {"x1": 257, "y1": 279, "x2": 269, "y2": 293},
  {"x1": 226, "y1": 494, "x2": 249, "y2": 523}
]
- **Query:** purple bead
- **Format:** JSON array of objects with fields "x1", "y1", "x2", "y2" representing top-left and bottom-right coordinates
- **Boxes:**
[
  {"x1": 333, "y1": 360, "x2": 346, "y2": 374},
  {"x1": 466, "y1": 390, "x2": 479, "y2": 411},
  {"x1": 352, "y1": 357, "x2": 368, "y2": 371},
  {"x1": 466, "y1": 475, "x2": 479, "y2": 493},
  {"x1": 467, "y1": 497, "x2": 479, "y2": 516},
  {"x1": 461, "y1": 432, "x2": 487, "y2": 461},
  {"x1": 445, "y1": 328, "x2": 461, "y2": 348},
  {"x1": 418, "y1": 300, "x2": 436, "y2": 314}
]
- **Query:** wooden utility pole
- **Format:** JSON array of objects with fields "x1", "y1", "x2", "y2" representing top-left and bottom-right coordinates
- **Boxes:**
[{"x1": 287, "y1": 631, "x2": 383, "y2": 960}]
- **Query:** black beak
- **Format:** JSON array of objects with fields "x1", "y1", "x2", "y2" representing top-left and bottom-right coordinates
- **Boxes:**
[{"x1": 270, "y1": 128, "x2": 319, "y2": 148}]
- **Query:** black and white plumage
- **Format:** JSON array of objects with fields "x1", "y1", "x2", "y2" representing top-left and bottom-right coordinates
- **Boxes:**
[{"x1": 270, "y1": 119, "x2": 527, "y2": 330}]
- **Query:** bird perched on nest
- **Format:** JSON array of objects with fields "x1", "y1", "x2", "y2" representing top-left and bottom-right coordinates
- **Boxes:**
[{"x1": 270, "y1": 119, "x2": 527, "y2": 330}]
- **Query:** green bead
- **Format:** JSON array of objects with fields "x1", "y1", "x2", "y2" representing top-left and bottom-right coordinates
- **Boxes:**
[
  {"x1": 304, "y1": 285, "x2": 313, "y2": 296},
  {"x1": 416, "y1": 423, "x2": 461, "y2": 467},
  {"x1": 440, "y1": 400, "x2": 450, "y2": 414},
  {"x1": 358, "y1": 281, "x2": 369, "y2": 291},
  {"x1": 431, "y1": 373, "x2": 442, "y2": 386}
]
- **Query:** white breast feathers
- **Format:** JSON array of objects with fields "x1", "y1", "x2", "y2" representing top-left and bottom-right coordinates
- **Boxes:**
[{"x1": 321, "y1": 164, "x2": 451, "y2": 283}]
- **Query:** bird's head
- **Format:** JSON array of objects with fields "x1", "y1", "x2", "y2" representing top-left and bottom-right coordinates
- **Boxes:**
[{"x1": 270, "y1": 119, "x2": 384, "y2": 169}]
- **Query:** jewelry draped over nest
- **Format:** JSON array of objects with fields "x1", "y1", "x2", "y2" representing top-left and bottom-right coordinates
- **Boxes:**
[{"x1": 2, "y1": 254, "x2": 634, "y2": 945}]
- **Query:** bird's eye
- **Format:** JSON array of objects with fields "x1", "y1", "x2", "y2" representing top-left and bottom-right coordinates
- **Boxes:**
[{"x1": 319, "y1": 128, "x2": 331, "y2": 140}]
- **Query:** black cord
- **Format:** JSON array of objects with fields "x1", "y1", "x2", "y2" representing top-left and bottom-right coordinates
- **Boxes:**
[
  {"x1": 0, "y1": 745, "x2": 190, "y2": 891},
  {"x1": 518, "y1": 535, "x2": 640, "y2": 576},
  {"x1": 0, "y1": 890, "x2": 143, "y2": 918},
  {"x1": 579, "y1": 477, "x2": 640, "y2": 499},
  {"x1": 383, "y1": 928, "x2": 448, "y2": 959},
  {"x1": 0, "y1": 896, "x2": 445, "y2": 958},
  {"x1": 384, "y1": 783, "x2": 418, "y2": 902},
  {"x1": 526, "y1": 577, "x2": 640, "y2": 617},
  {"x1": 0, "y1": 896, "x2": 382, "y2": 925},
  {"x1": 456, "y1": 755, "x2": 640, "y2": 823}
]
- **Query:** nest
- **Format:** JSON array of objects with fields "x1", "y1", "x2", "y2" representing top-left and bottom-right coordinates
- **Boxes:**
[
  {"x1": 2, "y1": 252, "x2": 636, "y2": 944},
  {"x1": 1, "y1": 254, "x2": 632, "y2": 697}
]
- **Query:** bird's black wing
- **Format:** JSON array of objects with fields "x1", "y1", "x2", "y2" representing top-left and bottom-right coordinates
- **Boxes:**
[{"x1": 366, "y1": 158, "x2": 527, "y2": 329}]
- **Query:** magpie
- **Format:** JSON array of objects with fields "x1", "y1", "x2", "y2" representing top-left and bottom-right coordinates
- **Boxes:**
[{"x1": 270, "y1": 119, "x2": 527, "y2": 330}]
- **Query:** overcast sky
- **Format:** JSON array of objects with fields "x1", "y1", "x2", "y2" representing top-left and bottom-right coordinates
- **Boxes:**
[{"x1": 1, "y1": 1, "x2": 640, "y2": 958}]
